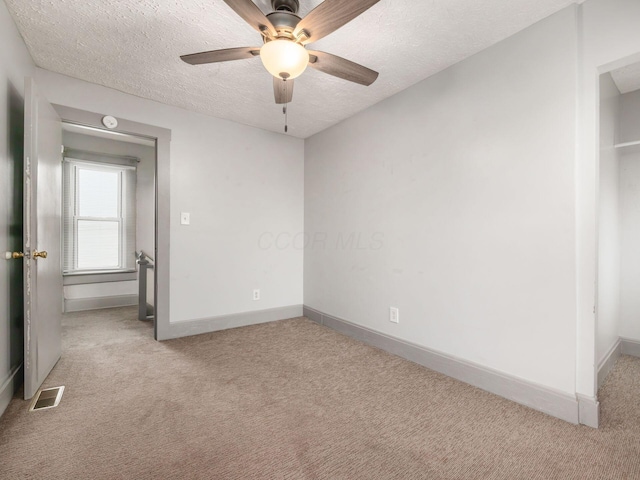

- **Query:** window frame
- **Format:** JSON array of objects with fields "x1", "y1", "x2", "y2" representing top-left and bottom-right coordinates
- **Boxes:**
[{"x1": 63, "y1": 154, "x2": 137, "y2": 276}]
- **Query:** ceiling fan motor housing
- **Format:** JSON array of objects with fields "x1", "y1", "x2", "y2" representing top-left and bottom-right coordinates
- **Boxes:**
[
  {"x1": 271, "y1": 0, "x2": 299, "y2": 13},
  {"x1": 266, "y1": 11, "x2": 301, "y2": 38}
]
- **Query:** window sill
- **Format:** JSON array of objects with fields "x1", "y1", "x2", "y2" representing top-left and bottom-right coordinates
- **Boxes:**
[{"x1": 63, "y1": 270, "x2": 137, "y2": 285}]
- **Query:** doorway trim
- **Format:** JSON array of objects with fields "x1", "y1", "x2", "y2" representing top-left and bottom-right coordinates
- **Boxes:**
[{"x1": 53, "y1": 104, "x2": 171, "y2": 341}]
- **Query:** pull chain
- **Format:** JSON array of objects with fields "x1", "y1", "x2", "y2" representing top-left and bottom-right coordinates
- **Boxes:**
[{"x1": 283, "y1": 78, "x2": 288, "y2": 133}]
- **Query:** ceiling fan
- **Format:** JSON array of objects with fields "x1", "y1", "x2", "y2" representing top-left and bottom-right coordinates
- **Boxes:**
[{"x1": 180, "y1": 0, "x2": 381, "y2": 105}]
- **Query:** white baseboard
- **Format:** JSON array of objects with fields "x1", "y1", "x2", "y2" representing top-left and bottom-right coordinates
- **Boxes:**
[
  {"x1": 165, "y1": 305, "x2": 303, "y2": 340},
  {"x1": 621, "y1": 338, "x2": 640, "y2": 358},
  {"x1": 0, "y1": 363, "x2": 22, "y2": 418},
  {"x1": 64, "y1": 294, "x2": 138, "y2": 312},
  {"x1": 597, "y1": 339, "x2": 622, "y2": 389},
  {"x1": 304, "y1": 306, "x2": 587, "y2": 427}
]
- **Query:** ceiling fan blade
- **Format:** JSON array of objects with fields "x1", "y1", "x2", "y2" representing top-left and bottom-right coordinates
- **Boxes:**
[
  {"x1": 273, "y1": 77, "x2": 294, "y2": 104},
  {"x1": 222, "y1": 0, "x2": 277, "y2": 37},
  {"x1": 307, "y1": 50, "x2": 378, "y2": 86},
  {"x1": 180, "y1": 47, "x2": 261, "y2": 65},
  {"x1": 293, "y1": 0, "x2": 381, "y2": 44}
]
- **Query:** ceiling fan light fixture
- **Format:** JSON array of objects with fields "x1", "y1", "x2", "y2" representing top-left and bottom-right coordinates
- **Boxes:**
[{"x1": 260, "y1": 39, "x2": 308, "y2": 80}]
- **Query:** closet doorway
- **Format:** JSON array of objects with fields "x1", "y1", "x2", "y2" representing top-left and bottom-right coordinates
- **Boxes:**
[{"x1": 596, "y1": 60, "x2": 640, "y2": 391}]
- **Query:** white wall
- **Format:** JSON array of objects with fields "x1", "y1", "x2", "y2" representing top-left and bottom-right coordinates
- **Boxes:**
[
  {"x1": 34, "y1": 69, "x2": 304, "y2": 323},
  {"x1": 305, "y1": 8, "x2": 578, "y2": 394},
  {"x1": 596, "y1": 73, "x2": 622, "y2": 364},
  {"x1": 577, "y1": 0, "x2": 640, "y2": 398},
  {"x1": 619, "y1": 89, "x2": 640, "y2": 342},
  {"x1": 0, "y1": 0, "x2": 35, "y2": 414}
]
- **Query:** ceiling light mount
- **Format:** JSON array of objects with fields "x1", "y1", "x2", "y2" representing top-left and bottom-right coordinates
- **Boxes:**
[
  {"x1": 271, "y1": 0, "x2": 299, "y2": 14},
  {"x1": 265, "y1": 11, "x2": 301, "y2": 36}
]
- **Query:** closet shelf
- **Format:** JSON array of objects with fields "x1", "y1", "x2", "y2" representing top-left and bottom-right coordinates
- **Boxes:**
[{"x1": 615, "y1": 140, "x2": 640, "y2": 149}]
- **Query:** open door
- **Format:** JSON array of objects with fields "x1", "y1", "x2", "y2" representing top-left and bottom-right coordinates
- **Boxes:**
[{"x1": 22, "y1": 77, "x2": 63, "y2": 399}]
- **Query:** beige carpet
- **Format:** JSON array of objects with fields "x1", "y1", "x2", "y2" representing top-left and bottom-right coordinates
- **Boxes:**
[{"x1": 0, "y1": 307, "x2": 639, "y2": 479}]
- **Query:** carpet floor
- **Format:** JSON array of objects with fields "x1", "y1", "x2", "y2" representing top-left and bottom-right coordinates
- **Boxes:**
[{"x1": 0, "y1": 307, "x2": 639, "y2": 479}]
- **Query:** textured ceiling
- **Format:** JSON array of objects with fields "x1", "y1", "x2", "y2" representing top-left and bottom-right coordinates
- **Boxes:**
[
  {"x1": 5, "y1": 0, "x2": 577, "y2": 138},
  {"x1": 611, "y1": 61, "x2": 640, "y2": 94}
]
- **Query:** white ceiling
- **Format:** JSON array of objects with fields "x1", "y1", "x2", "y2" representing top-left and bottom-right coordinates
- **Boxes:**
[
  {"x1": 611, "y1": 61, "x2": 640, "y2": 94},
  {"x1": 5, "y1": 0, "x2": 577, "y2": 138}
]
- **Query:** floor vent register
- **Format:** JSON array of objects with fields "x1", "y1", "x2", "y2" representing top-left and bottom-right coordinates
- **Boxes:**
[{"x1": 29, "y1": 386, "x2": 65, "y2": 412}]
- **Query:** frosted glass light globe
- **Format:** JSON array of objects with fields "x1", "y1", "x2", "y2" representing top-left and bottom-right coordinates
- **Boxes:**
[{"x1": 260, "y1": 40, "x2": 309, "y2": 79}]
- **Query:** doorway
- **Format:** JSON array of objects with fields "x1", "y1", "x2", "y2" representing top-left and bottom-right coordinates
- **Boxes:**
[
  {"x1": 595, "y1": 60, "x2": 640, "y2": 391},
  {"x1": 60, "y1": 123, "x2": 156, "y2": 326},
  {"x1": 53, "y1": 105, "x2": 171, "y2": 340}
]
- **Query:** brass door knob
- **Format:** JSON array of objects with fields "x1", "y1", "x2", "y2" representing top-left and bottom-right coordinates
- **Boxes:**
[
  {"x1": 9, "y1": 252, "x2": 24, "y2": 259},
  {"x1": 33, "y1": 250, "x2": 48, "y2": 259}
]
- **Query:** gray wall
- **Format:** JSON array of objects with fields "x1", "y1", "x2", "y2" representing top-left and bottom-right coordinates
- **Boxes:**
[
  {"x1": 0, "y1": 0, "x2": 35, "y2": 415},
  {"x1": 304, "y1": 7, "x2": 579, "y2": 395}
]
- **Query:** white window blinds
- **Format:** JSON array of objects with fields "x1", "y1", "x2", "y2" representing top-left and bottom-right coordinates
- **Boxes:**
[{"x1": 63, "y1": 150, "x2": 137, "y2": 274}]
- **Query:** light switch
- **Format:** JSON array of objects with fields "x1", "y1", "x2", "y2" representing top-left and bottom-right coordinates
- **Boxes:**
[{"x1": 180, "y1": 212, "x2": 190, "y2": 225}]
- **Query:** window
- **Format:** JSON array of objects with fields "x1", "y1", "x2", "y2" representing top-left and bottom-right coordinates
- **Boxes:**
[{"x1": 63, "y1": 156, "x2": 136, "y2": 274}]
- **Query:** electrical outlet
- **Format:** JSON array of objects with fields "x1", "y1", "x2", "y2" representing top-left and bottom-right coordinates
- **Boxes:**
[
  {"x1": 253, "y1": 289, "x2": 260, "y2": 301},
  {"x1": 389, "y1": 307, "x2": 399, "y2": 324},
  {"x1": 180, "y1": 212, "x2": 190, "y2": 225}
]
